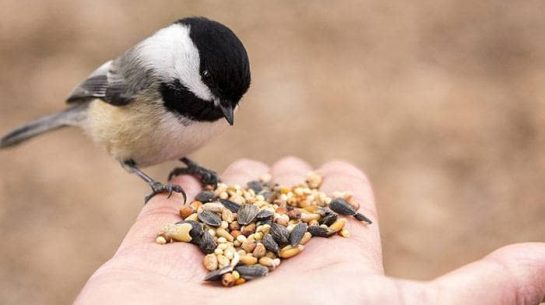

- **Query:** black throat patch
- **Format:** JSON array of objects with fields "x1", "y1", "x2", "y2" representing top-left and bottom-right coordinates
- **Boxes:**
[{"x1": 160, "y1": 79, "x2": 223, "y2": 122}]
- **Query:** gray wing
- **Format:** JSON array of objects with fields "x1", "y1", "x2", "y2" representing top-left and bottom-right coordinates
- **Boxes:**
[{"x1": 66, "y1": 50, "x2": 157, "y2": 105}]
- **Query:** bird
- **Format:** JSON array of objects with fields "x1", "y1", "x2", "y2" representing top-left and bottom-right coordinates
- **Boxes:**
[{"x1": 0, "y1": 17, "x2": 251, "y2": 202}]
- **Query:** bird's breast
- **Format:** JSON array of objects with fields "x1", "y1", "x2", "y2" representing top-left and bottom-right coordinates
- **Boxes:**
[{"x1": 83, "y1": 99, "x2": 227, "y2": 167}]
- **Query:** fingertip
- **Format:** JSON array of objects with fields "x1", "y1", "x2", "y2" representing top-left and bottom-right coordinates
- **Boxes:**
[
  {"x1": 485, "y1": 242, "x2": 545, "y2": 268},
  {"x1": 223, "y1": 159, "x2": 269, "y2": 176},
  {"x1": 318, "y1": 159, "x2": 369, "y2": 182},
  {"x1": 434, "y1": 242, "x2": 545, "y2": 305},
  {"x1": 271, "y1": 156, "x2": 313, "y2": 186},
  {"x1": 317, "y1": 160, "x2": 375, "y2": 212},
  {"x1": 222, "y1": 158, "x2": 270, "y2": 185},
  {"x1": 273, "y1": 156, "x2": 311, "y2": 168}
]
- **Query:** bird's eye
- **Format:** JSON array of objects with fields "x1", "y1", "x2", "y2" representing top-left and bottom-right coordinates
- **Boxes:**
[{"x1": 202, "y1": 70, "x2": 212, "y2": 82}]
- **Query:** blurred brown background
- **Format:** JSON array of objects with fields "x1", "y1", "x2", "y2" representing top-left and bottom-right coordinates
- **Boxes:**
[{"x1": 1, "y1": 0, "x2": 544, "y2": 304}]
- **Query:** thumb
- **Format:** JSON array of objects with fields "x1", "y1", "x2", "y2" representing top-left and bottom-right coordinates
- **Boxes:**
[{"x1": 432, "y1": 243, "x2": 545, "y2": 305}]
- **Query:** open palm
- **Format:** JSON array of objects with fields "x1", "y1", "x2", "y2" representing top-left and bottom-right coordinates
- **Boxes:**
[{"x1": 74, "y1": 157, "x2": 545, "y2": 305}]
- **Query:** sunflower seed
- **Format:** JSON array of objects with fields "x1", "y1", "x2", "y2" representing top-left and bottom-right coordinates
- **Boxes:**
[
  {"x1": 289, "y1": 223, "x2": 308, "y2": 246},
  {"x1": 247, "y1": 180, "x2": 263, "y2": 193},
  {"x1": 270, "y1": 223, "x2": 290, "y2": 245},
  {"x1": 198, "y1": 210, "x2": 222, "y2": 227},
  {"x1": 262, "y1": 234, "x2": 280, "y2": 253},
  {"x1": 219, "y1": 199, "x2": 241, "y2": 213},
  {"x1": 329, "y1": 198, "x2": 357, "y2": 216},
  {"x1": 204, "y1": 265, "x2": 234, "y2": 281},
  {"x1": 308, "y1": 225, "x2": 332, "y2": 237},
  {"x1": 320, "y1": 213, "x2": 338, "y2": 226},
  {"x1": 237, "y1": 204, "x2": 259, "y2": 225},
  {"x1": 197, "y1": 230, "x2": 217, "y2": 254},
  {"x1": 235, "y1": 265, "x2": 268, "y2": 280},
  {"x1": 354, "y1": 212, "x2": 373, "y2": 224},
  {"x1": 256, "y1": 209, "x2": 274, "y2": 221},
  {"x1": 195, "y1": 191, "x2": 216, "y2": 203},
  {"x1": 260, "y1": 191, "x2": 275, "y2": 202}
]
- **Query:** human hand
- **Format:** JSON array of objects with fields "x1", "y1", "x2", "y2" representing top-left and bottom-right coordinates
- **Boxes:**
[{"x1": 73, "y1": 157, "x2": 545, "y2": 305}]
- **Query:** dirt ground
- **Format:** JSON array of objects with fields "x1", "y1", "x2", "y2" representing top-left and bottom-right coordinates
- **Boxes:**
[{"x1": 1, "y1": 1, "x2": 544, "y2": 304}]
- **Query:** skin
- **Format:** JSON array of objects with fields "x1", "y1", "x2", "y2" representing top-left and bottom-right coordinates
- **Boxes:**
[{"x1": 73, "y1": 157, "x2": 545, "y2": 305}]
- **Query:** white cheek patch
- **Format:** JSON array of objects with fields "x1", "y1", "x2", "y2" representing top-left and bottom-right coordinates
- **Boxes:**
[{"x1": 137, "y1": 23, "x2": 215, "y2": 102}]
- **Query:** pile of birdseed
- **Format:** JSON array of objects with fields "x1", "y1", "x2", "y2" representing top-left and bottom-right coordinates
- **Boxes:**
[{"x1": 155, "y1": 172, "x2": 372, "y2": 287}]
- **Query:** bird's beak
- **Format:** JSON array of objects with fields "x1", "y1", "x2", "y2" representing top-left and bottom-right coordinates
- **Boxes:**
[{"x1": 219, "y1": 102, "x2": 235, "y2": 126}]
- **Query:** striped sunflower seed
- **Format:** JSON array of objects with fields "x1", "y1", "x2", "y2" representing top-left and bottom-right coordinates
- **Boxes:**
[
  {"x1": 262, "y1": 234, "x2": 280, "y2": 253},
  {"x1": 270, "y1": 223, "x2": 290, "y2": 245},
  {"x1": 329, "y1": 198, "x2": 357, "y2": 216},
  {"x1": 255, "y1": 209, "x2": 274, "y2": 221},
  {"x1": 237, "y1": 204, "x2": 259, "y2": 225},
  {"x1": 219, "y1": 199, "x2": 241, "y2": 213},
  {"x1": 320, "y1": 213, "x2": 338, "y2": 226},
  {"x1": 235, "y1": 265, "x2": 269, "y2": 280},
  {"x1": 354, "y1": 212, "x2": 373, "y2": 224},
  {"x1": 308, "y1": 225, "x2": 332, "y2": 238},
  {"x1": 204, "y1": 265, "x2": 234, "y2": 282},
  {"x1": 197, "y1": 230, "x2": 217, "y2": 254},
  {"x1": 198, "y1": 210, "x2": 222, "y2": 227},
  {"x1": 289, "y1": 223, "x2": 308, "y2": 246},
  {"x1": 247, "y1": 180, "x2": 264, "y2": 193},
  {"x1": 195, "y1": 191, "x2": 216, "y2": 203}
]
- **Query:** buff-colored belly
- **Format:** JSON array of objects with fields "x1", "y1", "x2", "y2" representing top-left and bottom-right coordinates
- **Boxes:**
[{"x1": 82, "y1": 99, "x2": 227, "y2": 167}]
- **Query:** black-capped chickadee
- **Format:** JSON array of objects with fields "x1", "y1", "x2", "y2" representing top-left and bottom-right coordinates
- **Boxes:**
[{"x1": 0, "y1": 17, "x2": 251, "y2": 202}]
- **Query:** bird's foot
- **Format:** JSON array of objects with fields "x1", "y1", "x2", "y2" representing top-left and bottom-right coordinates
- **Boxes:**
[
  {"x1": 145, "y1": 181, "x2": 187, "y2": 204},
  {"x1": 168, "y1": 157, "x2": 220, "y2": 188}
]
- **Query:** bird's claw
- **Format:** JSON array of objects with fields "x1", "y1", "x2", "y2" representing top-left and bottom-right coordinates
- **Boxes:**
[
  {"x1": 168, "y1": 158, "x2": 220, "y2": 188},
  {"x1": 145, "y1": 182, "x2": 187, "y2": 204}
]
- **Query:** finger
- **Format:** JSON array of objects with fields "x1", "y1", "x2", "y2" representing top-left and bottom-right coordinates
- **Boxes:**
[
  {"x1": 317, "y1": 160, "x2": 383, "y2": 273},
  {"x1": 270, "y1": 156, "x2": 313, "y2": 186},
  {"x1": 432, "y1": 243, "x2": 545, "y2": 305},
  {"x1": 117, "y1": 175, "x2": 202, "y2": 252},
  {"x1": 221, "y1": 158, "x2": 269, "y2": 185}
]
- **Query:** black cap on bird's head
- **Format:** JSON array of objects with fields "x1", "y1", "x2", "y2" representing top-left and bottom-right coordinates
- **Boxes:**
[{"x1": 179, "y1": 17, "x2": 250, "y2": 125}]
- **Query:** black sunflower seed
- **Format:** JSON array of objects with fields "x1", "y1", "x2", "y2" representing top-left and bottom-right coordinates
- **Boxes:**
[
  {"x1": 308, "y1": 225, "x2": 332, "y2": 238},
  {"x1": 256, "y1": 209, "x2": 274, "y2": 221},
  {"x1": 354, "y1": 212, "x2": 373, "y2": 224},
  {"x1": 235, "y1": 265, "x2": 268, "y2": 280},
  {"x1": 247, "y1": 180, "x2": 263, "y2": 194},
  {"x1": 237, "y1": 204, "x2": 259, "y2": 225},
  {"x1": 219, "y1": 199, "x2": 241, "y2": 213},
  {"x1": 195, "y1": 191, "x2": 215, "y2": 203},
  {"x1": 329, "y1": 198, "x2": 357, "y2": 216},
  {"x1": 262, "y1": 233, "x2": 280, "y2": 253},
  {"x1": 289, "y1": 223, "x2": 308, "y2": 246},
  {"x1": 204, "y1": 265, "x2": 234, "y2": 281},
  {"x1": 260, "y1": 191, "x2": 275, "y2": 202},
  {"x1": 320, "y1": 213, "x2": 338, "y2": 226},
  {"x1": 198, "y1": 210, "x2": 222, "y2": 227},
  {"x1": 270, "y1": 223, "x2": 290, "y2": 245},
  {"x1": 196, "y1": 230, "x2": 217, "y2": 254}
]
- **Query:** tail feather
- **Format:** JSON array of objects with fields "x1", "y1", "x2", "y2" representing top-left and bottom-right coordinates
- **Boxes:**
[{"x1": 0, "y1": 103, "x2": 88, "y2": 149}]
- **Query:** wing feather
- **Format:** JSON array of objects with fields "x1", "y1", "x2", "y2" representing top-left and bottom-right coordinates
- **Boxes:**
[{"x1": 66, "y1": 60, "x2": 134, "y2": 106}]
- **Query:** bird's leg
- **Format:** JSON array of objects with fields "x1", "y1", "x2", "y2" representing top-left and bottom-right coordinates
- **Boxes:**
[
  {"x1": 124, "y1": 160, "x2": 187, "y2": 204},
  {"x1": 168, "y1": 157, "x2": 220, "y2": 188}
]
